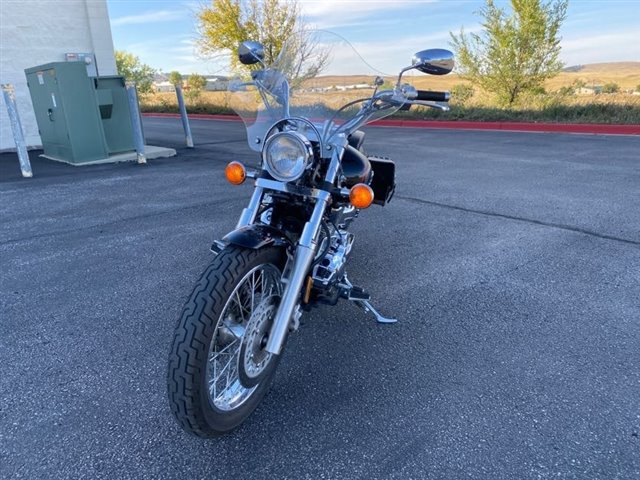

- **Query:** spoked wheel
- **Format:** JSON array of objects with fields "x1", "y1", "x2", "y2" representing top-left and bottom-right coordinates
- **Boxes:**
[
  {"x1": 167, "y1": 246, "x2": 285, "y2": 437},
  {"x1": 208, "y1": 262, "x2": 282, "y2": 408}
]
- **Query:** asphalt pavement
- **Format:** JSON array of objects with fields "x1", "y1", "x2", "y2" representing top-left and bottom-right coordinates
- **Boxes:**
[{"x1": 1, "y1": 118, "x2": 639, "y2": 479}]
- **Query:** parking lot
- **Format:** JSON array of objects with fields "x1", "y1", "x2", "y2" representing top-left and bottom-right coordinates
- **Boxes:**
[{"x1": 1, "y1": 118, "x2": 639, "y2": 479}]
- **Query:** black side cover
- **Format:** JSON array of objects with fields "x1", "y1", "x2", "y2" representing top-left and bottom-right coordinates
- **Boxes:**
[
  {"x1": 369, "y1": 157, "x2": 396, "y2": 206},
  {"x1": 341, "y1": 145, "x2": 372, "y2": 187},
  {"x1": 347, "y1": 130, "x2": 366, "y2": 151}
]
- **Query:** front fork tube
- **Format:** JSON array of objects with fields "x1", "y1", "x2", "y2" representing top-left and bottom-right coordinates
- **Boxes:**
[
  {"x1": 265, "y1": 190, "x2": 330, "y2": 354},
  {"x1": 236, "y1": 186, "x2": 264, "y2": 229},
  {"x1": 233, "y1": 146, "x2": 344, "y2": 355},
  {"x1": 266, "y1": 147, "x2": 343, "y2": 355}
]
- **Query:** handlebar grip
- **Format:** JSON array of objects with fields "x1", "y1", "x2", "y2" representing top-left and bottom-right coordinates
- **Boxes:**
[{"x1": 415, "y1": 90, "x2": 450, "y2": 102}]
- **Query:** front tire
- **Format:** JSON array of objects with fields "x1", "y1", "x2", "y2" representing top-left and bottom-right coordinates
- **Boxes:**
[{"x1": 167, "y1": 245, "x2": 285, "y2": 437}]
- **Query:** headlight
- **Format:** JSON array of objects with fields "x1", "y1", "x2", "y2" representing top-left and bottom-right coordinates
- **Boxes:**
[{"x1": 262, "y1": 132, "x2": 313, "y2": 182}]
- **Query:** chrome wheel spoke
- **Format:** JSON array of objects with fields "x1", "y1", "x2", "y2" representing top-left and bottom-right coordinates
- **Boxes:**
[
  {"x1": 209, "y1": 340, "x2": 236, "y2": 396},
  {"x1": 206, "y1": 262, "x2": 282, "y2": 412},
  {"x1": 211, "y1": 337, "x2": 238, "y2": 359},
  {"x1": 250, "y1": 270, "x2": 258, "y2": 311},
  {"x1": 234, "y1": 291, "x2": 246, "y2": 323}
]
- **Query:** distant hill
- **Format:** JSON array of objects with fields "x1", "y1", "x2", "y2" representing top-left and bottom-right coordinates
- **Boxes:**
[
  {"x1": 309, "y1": 62, "x2": 640, "y2": 91},
  {"x1": 547, "y1": 62, "x2": 640, "y2": 90},
  {"x1": 563, "y1": 62, "x2": 640, "y2": 73}
]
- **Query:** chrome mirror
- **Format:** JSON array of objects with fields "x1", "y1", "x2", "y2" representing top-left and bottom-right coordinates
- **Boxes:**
[
  {"x1": 411, "y1": 49, "x2": 454, "y2": 75},
  {"x1": 238, "y1": 41, "x2": 265, "y2": 65}
]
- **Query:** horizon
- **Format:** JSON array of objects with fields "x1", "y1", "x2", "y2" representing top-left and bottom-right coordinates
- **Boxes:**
[
  {"x1": 107, "y1": 0, "x2": 640, "y2": 75},
  {"x1": 162, "y1": 61, "x2": 640, "y2": 81}
]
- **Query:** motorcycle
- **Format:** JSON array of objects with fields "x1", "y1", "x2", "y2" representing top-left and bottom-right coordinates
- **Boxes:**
[{"x1": 167, "y1": 31, "x2": 454, "y2": 437}]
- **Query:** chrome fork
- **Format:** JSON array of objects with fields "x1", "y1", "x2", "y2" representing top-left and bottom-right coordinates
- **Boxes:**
[
  {"x1": 236, "y1": 186, "x2": 264, "y2": 229},
  {"x1": 265, "y1": 191, "x2": 329, "y2": 354},
  {"x1": 236, "y1": 145, "x2": 345, "y2": 356},
  {"x1": 265, "y1": 147, "x2": 344, "y2": 355}
]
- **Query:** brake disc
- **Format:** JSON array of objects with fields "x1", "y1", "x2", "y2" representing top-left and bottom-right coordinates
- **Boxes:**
[{"x1": 238, "y1": 297, "x2": 277, "y2": 388}]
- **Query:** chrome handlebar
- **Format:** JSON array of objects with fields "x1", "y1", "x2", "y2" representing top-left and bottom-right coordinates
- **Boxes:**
[{"x1": 329, "y1": 85, "x2": 449, "y2": 139}]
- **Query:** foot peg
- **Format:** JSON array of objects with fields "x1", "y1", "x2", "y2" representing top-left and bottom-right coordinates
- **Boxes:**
[{"x1": 347, "y1": 285, "x2": 370, "y2": 301}]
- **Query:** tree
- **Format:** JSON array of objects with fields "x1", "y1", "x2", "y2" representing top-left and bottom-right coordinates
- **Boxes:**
[
  {"x1": 197, "y1": 0, "x2": 328, "y2": 83},
  {"x1": 115, "y1": 51, "x2": 156, "y2": 93},
  {"x1": 558, "y1": 85, "x2": 575, "y2": 96},
  {"x1": 573, "y1": 79, "x2": 586, "y2": 89},
  {"x1": 450, "y1": 0, "x2": 568, "y2": 106},
  {"x1": 168, "y1": 71, "x2": 183, "y2": 87},
  {"x1": 451, "y1": 83, "x2": 475, "y2": 105},
  {"x1": 602, "y1": 83, "x2": 619, "y2": 94},
  {"x1": 186, "y1": 73, "x2": 207, "y2": 102},
  {"x1": 188, "y1": 73, "x2": 207, "y2": 91},
  {"x1": 198, "y1": 0, "x2": 297, "y2": 70}
]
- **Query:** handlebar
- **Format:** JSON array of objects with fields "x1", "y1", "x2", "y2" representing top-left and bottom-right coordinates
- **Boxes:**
[
  {"x1": 334, "y1": 87, "x2": 450, "y2": 137},
  {"x1": 237, "y1": 76, "x2": 452, "y2": 143},
  {"x1": 415, "y1": 90, "x2": 450, "y2": 102}
]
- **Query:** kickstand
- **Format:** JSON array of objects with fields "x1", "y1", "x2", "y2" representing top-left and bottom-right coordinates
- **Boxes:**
[
  {"x1": 353, "y1": 299, "x2": 398, "y2": 324},
  {"x1": 341, "y1": 276, "x2": 398, "y2": 324}
]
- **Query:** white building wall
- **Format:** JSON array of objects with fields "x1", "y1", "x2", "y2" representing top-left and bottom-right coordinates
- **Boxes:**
[{"x1": 0, "y1": 0, "x2": 116, "y2": 151}]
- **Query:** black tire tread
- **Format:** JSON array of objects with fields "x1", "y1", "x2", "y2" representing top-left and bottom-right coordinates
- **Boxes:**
[{"x1": 167, "y1": 246, "x2": 270, "y2": 437}]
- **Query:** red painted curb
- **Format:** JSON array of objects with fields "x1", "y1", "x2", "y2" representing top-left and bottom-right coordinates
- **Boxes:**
[
  {"x1": 143, "y1": 112, "x2": 242, "y2": 122},
  {"x1": 142, "y1": 112, "x2": 640, "y2": 135},
  {"x1": 369, "y1": 119, "x2": 640, "y2": 135}
]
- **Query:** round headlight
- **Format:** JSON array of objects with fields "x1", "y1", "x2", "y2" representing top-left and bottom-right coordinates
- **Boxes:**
[{"x1": 263, "y1": 132, "x2": 313, "y2": 182}]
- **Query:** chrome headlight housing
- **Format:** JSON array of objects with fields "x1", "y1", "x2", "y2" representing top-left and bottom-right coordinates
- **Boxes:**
[{"x1": 262, "y1": 132, "x2": 313, "y2": 182}]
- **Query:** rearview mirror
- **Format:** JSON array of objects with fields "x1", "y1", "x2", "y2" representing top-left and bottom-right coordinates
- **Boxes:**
[
  {"x1": 238, "y1": 41, "x2": 265, "y2": 65},
  {"x1": 411, "y1": 49, "x2": 454, "y2": 75}
]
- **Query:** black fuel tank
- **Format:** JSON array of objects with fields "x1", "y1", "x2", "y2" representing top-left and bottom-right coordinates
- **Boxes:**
[{"x1": 341, "y1": 145, "x2": 372, "y2": 187}]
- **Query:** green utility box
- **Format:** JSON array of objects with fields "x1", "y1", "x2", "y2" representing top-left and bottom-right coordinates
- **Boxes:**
[
  {"x1": 25, "y1": 62, "x2": 135, "y2": 164},
  {"x1": 94, "y1": 76, "x2": 136, "y2": 154}
]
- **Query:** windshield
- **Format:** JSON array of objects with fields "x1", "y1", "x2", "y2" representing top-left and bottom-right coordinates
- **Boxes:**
[{"x1": 228, "y1": 30, "x2": 405, "y2": 152}]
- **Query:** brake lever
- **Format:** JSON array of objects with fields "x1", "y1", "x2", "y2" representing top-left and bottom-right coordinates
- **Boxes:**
[
  {"x1": 373, "y1": 90, "x2": 411, "y2": 109},
  {"x1": 228, "y1": 81, "x2": 253, "y2": 92}
]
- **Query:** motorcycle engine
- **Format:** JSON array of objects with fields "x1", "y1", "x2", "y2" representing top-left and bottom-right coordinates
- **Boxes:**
[{"x1": 311, "y1": 225, "x2": 354, "y2": 289}]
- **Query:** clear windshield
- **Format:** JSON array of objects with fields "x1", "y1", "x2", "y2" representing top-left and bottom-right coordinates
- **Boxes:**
[{"x1": 228, "y1": 30, "x2": 404, "y2": 152}]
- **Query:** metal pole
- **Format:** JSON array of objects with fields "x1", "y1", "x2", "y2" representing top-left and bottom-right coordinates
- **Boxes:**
[
  {"x1": 1, "y1": 84, "x2": 33, "y2": 178},
  {"x1": 175, "y1": 84, "x2": 194, "y2": 148},
  {"x1": 125, "y1": 82, "x2": 147, "y2": 164}
]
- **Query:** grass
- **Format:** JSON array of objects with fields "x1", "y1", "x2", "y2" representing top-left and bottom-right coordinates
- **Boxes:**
[
  {"x1": 404, "y1": 102, "x2": 640, "y2": 124},
  {"x1": 140, "y1": 62, "x2": 640, "y2": 124},
  {"x1": 141, "y1": 91, "x2": 640, "y2": 124}
]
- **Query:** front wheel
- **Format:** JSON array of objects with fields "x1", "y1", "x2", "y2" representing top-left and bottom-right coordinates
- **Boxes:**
[{"x1": 167, "y1": 245, "x2": 286, "y2": 437}]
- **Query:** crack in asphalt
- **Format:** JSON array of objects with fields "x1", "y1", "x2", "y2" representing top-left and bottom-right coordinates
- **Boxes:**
[
  {"x1": 396, "y1": 195, "x2": 640, "y2": 247},
  {"x1": 3, "y1": 189, "x2": 637, "y2": 249}
]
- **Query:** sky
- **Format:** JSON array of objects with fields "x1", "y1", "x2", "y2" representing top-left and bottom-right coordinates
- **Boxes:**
[{"x1": 106, "y1": 0, "x2": 640, "y2": 75}]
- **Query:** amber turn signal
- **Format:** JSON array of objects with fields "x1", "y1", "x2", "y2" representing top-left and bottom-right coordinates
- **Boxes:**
[
  {"x1": 349, "y1": 183, "x2": 374, "y2": 209},
  {"x1": 225, "y1": 161, "x2": 246, "y2": 185}
]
